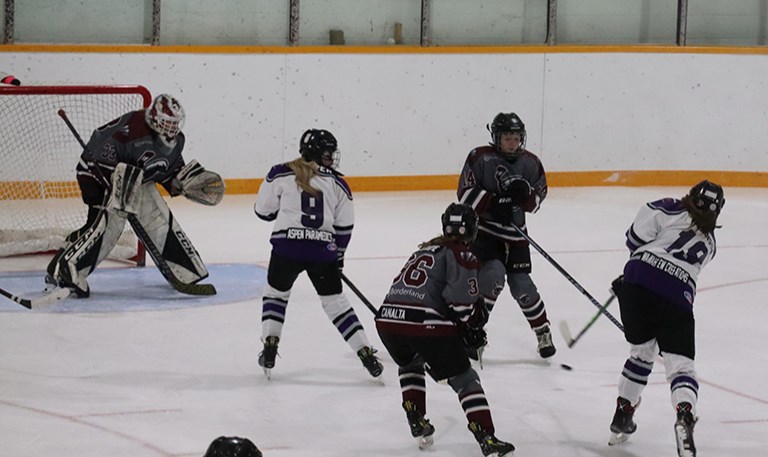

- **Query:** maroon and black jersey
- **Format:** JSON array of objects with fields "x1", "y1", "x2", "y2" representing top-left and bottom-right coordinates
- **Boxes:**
[
  {"x1": 457, "y1": 145, "x2": 547, "y2": 246},
  {"x1": 375, "y1": 240, "x2": 482, "y2": 337},
  {"x1": 76, "y1": 110, "x2": 186, "y2": 195}
]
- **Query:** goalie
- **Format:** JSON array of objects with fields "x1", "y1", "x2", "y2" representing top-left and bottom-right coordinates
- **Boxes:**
[{"x1": 45, "y1": 94, "x2": 225, "y2": 298}]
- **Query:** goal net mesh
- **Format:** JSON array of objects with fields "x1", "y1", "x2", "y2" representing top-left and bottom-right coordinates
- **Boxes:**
[{"x1": 0, "y1": 85, "x2": 151, "y2": 261}]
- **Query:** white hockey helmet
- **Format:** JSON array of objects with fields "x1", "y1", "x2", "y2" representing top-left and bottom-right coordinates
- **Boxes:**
[{"x1": 145, "y1": 94, "x2": 185, "y2": 144}]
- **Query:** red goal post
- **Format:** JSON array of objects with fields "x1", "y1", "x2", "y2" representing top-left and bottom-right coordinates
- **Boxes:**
[{"x1": 0, "y1": 84, "x2": 151, "y2": 265}]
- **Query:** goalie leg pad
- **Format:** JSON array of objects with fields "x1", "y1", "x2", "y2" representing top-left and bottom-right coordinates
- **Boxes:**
[
  {"x1": 131, "y1": 183, "x2": 209, "y2": 284},
  {"x1": 106, "y1": 162, "x2": 144, "y2": 215},
  {"x1": 54, "y1": 209, "x2": 127, "y2": 296}
]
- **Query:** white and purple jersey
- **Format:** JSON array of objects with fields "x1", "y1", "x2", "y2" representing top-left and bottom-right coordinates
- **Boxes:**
[
  {"x1": 623, "y1": 198, "x2": 717, "y2": 311},
  {"x1": 254, "y1": 163, "x2": 353, "y2": 263}
]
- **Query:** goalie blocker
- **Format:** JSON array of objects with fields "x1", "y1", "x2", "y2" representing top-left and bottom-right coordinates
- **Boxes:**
[{"x1": 50, "y1": 174, "x2": 210, "y2": 297}]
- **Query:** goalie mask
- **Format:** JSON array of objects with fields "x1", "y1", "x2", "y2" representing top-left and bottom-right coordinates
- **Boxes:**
[
  {"x1": 487, "y1": 112, "x2": 526, "y2": 159},
  {"x1": 145, "y1": 94, "x2": 185, "y2": 146},
  {"x1": 299, "y1": 129, "x2": 340, "y2": 169},
  {"x1": 203, "y1": 436, "x2": 262, "y2": 457},
  {"x1": 441, "y1": 203, "x2": 479, "y2": 245},
  {"x1": 688, "y1": 179, "x2": 725, "y2": 215}
]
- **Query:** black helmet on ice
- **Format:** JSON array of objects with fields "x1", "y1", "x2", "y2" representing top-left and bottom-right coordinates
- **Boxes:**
[{"x1": 203, "y1": 436, "x2": 262, "y2": 457}]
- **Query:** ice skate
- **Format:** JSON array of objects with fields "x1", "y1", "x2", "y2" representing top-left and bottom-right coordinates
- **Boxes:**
[
  {"x1": 468, "y1": 421, "x2": 515, "y2": 456},
  {"x1": 403, "y1": 401, "x2": 435, "y2": 450},
  {"x1": 357, "y1": 346, "x2": 383, "y2": 378},
  {"x1": 608, "y1": 396, "x2": 638, "y2": 445},
  {"x1": 674, "y1": 402, "x2": 697, "y2": 457},
  {"x1": 535, "y1": 325, "x2": 556, "y2": 358},
  {"x1": 258, "y1": 336, "x2": 279, "y2": 379}
]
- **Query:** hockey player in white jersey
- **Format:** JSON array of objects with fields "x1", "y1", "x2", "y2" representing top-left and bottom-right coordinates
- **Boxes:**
[
  {"x1": 608, "y1": 180, "x2": 725, "y2": 457},
  {"x1": 253, "y1": 129, "x2": 383, "y2": 380}
]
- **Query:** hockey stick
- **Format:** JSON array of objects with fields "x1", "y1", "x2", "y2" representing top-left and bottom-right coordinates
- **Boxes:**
[
  {"x1": 340, "y1": 271, "x2": 379, "y2": 315},
  {"x1": 559, "y1": 293, "x2": 616, "y2": 348},
  {"x1": 0, "y1": 286, "x2": 71, "y2": 310},
  {"x1": 57, "y1": 109, "x2": 216, "y2": 296},
  {"x1": 508, "y1": 220, "x2": 624, "y2": 332}
]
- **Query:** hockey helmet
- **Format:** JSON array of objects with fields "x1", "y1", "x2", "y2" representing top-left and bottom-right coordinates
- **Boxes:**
[
  {"x1": 688, "y1": 180, "x2": 725, "y2": 215},
  {"x1": 487, "y1": 112, "x2": 526, "y2": 157},
  {"x1": 441, "y1": 203, "x2": 479, "y2": 244},
  {"x1": 203, "y1": 436, "x2": 262, "y2": 457},
  {"x1": 145, "y1": 94, "x2": 185, "y2": 144},
  {"x1": 299, "y1": 129, "x2": 340, "y2": 168}
]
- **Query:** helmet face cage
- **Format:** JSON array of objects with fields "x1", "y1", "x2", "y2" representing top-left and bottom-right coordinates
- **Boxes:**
[
  {"x1": 489, "y1": 112, "x2": 526, "y2": 155},
  {"x1": 441, "y1": 203, "x2": 479, "y2": 244},
  {"x1": 204, "y1": 436, "x2": 262, "y2": 457},
  {"x1": 145, "y1": 94, "x2": 185, "y2": 141},
  {"x1": 300, "y1": 129, "x2": 340, "y2": 168},
  {"x1": 689, "y1": 180, "x2": 725, "y2": 214}
]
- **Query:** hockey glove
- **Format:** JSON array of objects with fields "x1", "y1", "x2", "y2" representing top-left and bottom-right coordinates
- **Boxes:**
[
  {"x1": 466, "y1": 297, "x2": 489, "y2": 330},
  {"x1": 490, "y1": 195, "x2": 516, "y2": 225},
  {"x1": 173, "y1": 160, "x2": 225, "y2": 206},
  {"x1": 500, "y1": 178, "x2": 532, "y2": 205},
  {"x1": 463, "y1": 327, "x2": 488, "y2": 352}
]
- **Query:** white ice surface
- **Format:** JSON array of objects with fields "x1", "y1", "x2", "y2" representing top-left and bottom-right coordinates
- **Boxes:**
[{"x1": 1, "y1": 188, "x2": 766, "y2": 457}]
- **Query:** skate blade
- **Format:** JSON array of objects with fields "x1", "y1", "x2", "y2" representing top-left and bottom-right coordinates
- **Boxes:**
[
  {"x1": 608, "y1": 432, "x2": 631, "y2": 446},
  {"x1": 674, "y1": 424, "x2": 695, "y2": 457},
  {"x1": 262, "y1": 367, "x2": 272, "y2": 380},
  {"x1": 416, "y1": 435, "x2": 434, "y2": 450}
]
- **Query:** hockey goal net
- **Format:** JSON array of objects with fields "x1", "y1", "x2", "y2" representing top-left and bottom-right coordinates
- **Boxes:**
[{"x1": 0, "y1": 85, "x2": 151, "y2": 263}]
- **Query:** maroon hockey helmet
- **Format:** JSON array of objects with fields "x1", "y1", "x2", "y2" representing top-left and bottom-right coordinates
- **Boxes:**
[
  {"x1": 442, "y1": 203, "x2": 479, "y2": 244},
  {"x1": 203, "y1": 436, "x2": 262, "y2": 457}
]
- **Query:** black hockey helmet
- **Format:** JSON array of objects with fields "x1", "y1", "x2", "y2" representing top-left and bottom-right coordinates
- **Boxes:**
[
  {"x1": 203, "y1": 436, "x2": 262, "y2": 457},
  {"x1": 688, "y1": 180, "x2": 725, "y2": 215},
  {"x1": 487, "y1": 112, "x2": 526, "y2": 157},
  {"x1": 441, "y1": 203, "x2": 479, "y2": 244},
  {"x1": 299, "y1": 129, "x2": 340, "y2": 168}
]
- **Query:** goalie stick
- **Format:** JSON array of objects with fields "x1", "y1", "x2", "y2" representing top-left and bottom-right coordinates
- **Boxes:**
[
  {"x1": 57, "y1": 109, "x2": 216, "y2": 296},
  {"x1": 340, "y1": 271, "x2": 378, "y2": 315},
  {"x1": 559, "y1": 293, "x2": 616, "y2": 348},
  {"x1": 507, "y1": 220, "x2": 624, "y2": 332},
  {"x1": 0, "y1": 286, "x2": 71, "y2": 310}
]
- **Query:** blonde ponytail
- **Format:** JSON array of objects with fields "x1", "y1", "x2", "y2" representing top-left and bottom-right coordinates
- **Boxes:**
[{"x1": 287, "y1": 158, "x2": 321, "y2": 196}]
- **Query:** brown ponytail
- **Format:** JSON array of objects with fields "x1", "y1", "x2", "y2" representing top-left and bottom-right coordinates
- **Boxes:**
[{"x1": 681, "y1": 195, "x2": 718, "y2": 235}]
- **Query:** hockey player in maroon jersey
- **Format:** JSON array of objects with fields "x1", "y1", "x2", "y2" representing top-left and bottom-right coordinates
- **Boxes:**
[
  {"x1": 376, "y1": 203, "x2": 515, "y2": 456},
  {"x1": 254, "y1": 129, "x2": 383, "y2": 380},
  {"x1": 457, "y1": 112, "x2": 555, "y2": 359},
  {"x1": 607, "y1": 180, "x2": 725, "y2": 457},
  {"x1": 45, "y1": 94, "x2": 224, "y2": 298}
]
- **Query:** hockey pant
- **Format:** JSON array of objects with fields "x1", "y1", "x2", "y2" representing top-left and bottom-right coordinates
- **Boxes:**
[
  {"x1": 52, "y1": 182, "x2": 208, "y2": 294},
  {"x1": 261, "y1": 283, "x2": 371, "y2": 352}
]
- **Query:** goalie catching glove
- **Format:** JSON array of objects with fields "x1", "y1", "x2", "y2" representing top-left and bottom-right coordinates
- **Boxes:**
[{"x1": 173, "y1": 160, "x2": 225, "y2": 206}]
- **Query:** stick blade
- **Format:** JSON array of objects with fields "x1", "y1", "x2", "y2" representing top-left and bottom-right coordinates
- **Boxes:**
[
  {"x1": 173, "y1": 281, "x2": 217, "y2": 296},
  {"x1": 558, "y1": 320, "x2": 576, "y2": 348}
]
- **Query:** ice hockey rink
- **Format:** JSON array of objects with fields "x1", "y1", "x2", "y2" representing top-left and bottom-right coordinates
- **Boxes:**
[{"x1": 1, "y1": 187, "x2": 766, "y2": 457}]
